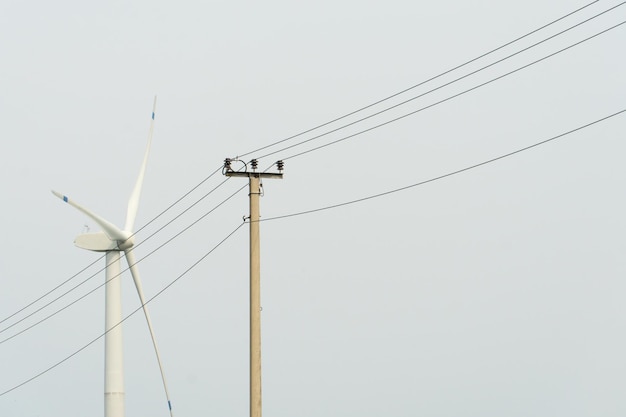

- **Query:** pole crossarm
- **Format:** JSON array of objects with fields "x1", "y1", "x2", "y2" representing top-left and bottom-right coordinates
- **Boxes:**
[{"x1": 225, "y1": 171, "x2": 283, "y2": 179}]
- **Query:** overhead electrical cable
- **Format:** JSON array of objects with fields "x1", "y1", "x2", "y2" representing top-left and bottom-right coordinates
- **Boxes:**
[
  {"x1": 0, "y1": 167, "x2": 224, "y2": 327},
  {"x1": 0, "y1": 174, "x2": 235, "y2": 337},
  {"x1": 255, "y1": 13, "x2": 626, "y2": 162},
  {"x1": 132, "y1": 165, "x2": 223, "y2": 236},
  {"x1": 0, "y1": 183, "x2": 247, "y2": 344},
  {"x1": 0, "y1": 255, "x2": 105, "y2": 326},
  {"x1": 5, "y1": 8, "x2": 621, "y2": 336},
  {"x1": 0, "y1": 221, "x2": 246, "y2": 397},
  {"x1": 3, "y1": 0, "x2": 620, "y2": 404},
  {"x1": 261, "y1": 20, "x2": 626, "y2": 163},
  {"x1": 237, "y1": 0, "x2": 601, "y2": 158},
  {"x1": 2, "y1": 1, "x2": 608, "y2": 324},
  {"x1": 3, "y1": 107, "x2": 623, "y2": 395},
  {"x1": 259, "y1": 109, "x2": 625, "y2": 222}
]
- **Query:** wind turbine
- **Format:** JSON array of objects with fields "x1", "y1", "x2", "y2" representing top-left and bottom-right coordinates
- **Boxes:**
[{"x1": 52, "y1": 97, "x2": 173, "y2": 417}]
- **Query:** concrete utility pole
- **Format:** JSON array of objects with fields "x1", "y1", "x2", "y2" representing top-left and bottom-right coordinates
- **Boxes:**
[{"x1": 224, "y1": 158, "x2": 283, "y2": 417}]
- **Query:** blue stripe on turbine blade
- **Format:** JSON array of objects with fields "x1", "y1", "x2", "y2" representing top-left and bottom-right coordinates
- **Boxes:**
[
  {"x1": 63, "y1": 196, "x2": 68, "y2": 203},
  {"x1": 168, "y1": 401, "x2": 172, "y2": 410},
  {"x1": 152, "y1": 112, "x2": 155, "y2": 120}
]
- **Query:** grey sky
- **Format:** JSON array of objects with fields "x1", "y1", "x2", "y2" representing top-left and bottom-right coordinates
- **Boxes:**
[{"x1": 1, "y1": 1, "x2": 625, "y2": 416}]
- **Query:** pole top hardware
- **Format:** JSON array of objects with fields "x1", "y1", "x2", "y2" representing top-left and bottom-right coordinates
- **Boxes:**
[{"x1": 223, "y1": 157, "x2": 284, "y2": 179}]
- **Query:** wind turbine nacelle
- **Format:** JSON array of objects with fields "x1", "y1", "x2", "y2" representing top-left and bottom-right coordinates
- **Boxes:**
[{"x1": 75, "y1": 231, "x2": 134, "y2": 252}]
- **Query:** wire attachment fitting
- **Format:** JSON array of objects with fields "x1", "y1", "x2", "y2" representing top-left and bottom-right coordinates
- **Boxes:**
[{"x1": 222, "y1": 156, "x2": 282, "y2": 179}]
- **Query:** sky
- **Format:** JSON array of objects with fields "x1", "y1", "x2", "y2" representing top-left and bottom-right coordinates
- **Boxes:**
[{"x1": 1, "y1": 0, "x2": 625, "y2": 416}]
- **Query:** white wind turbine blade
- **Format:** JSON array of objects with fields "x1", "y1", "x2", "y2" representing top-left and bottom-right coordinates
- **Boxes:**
[
  {"x1": 52, "y1": 191, "x2": 129, "y2": 242},
  {"x1": 125, "y1": 96, "x2": 157, "y2": 233},
  {"x1": 124, "y1": 248, "x2": 174, "y2": 417}
]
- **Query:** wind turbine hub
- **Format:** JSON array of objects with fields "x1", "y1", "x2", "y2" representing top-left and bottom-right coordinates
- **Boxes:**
[
  {"x1": 74, "y1": 231, "x2": 135, "y2": 252},
  {"x1": 117, "y1": 234, "x2": 135, "y2": 250}
]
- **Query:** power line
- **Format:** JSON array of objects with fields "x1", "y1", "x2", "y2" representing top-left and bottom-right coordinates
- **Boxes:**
[
  {"x1": 2, "y1": 0, "x2": 620, "y2": 404},
  {"x1": 272, "y1": 20, "x2": 625, "y2": 162},
  {"x1": 255, "y1": 13, "x2": 626, "y2": 162},
  {"x1": 0, "y1": 254, "x2": 105, "y2": 326},
  {"x1": 0, "y1": 167, "x2": 224, "y2": 327},
  {"x1": 0, "y1": 183, "x2": 247, "y2": 344},
  {"x1": 0, "y1": 221, "x2": 246, "y2": 397},
  {"x1": 260, "y1": 109, "x2": 625, "y2": 222},
  {"x1": 236, "y1": 0, "x2": 601, "y2": 158},
  {"x1": 4, "y1": 1, "x2": 611, "y2": 326},
  {"x1": 4, "y1": 1, "x2": 620, "y2": 352},
  {"x1": 0, "y1": 173, "x2": 232, "y2": 337},
  {"x1": 5, "y1": 10, "x2": 621, "y2": 340},
  {"x1": 4, "y1": 106, "x2": 622, "y2": 395},
  {"x1": 3, "y1": 105, "x2": 623, "y2": 394}
]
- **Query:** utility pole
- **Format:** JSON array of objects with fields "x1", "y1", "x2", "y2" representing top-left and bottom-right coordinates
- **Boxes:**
[{"x1": 224, "y1": 158, "x2": 283, "y2": 417}]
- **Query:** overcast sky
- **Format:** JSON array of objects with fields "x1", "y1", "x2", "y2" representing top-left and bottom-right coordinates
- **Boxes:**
[{"x1": 1, "y1": 0, "x2": 625, "y2": 416}]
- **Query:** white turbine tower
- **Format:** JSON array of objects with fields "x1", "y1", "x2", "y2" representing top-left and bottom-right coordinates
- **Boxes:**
[{"x1": 52, "y1": 97, "x2": 173, "y2": 417}]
